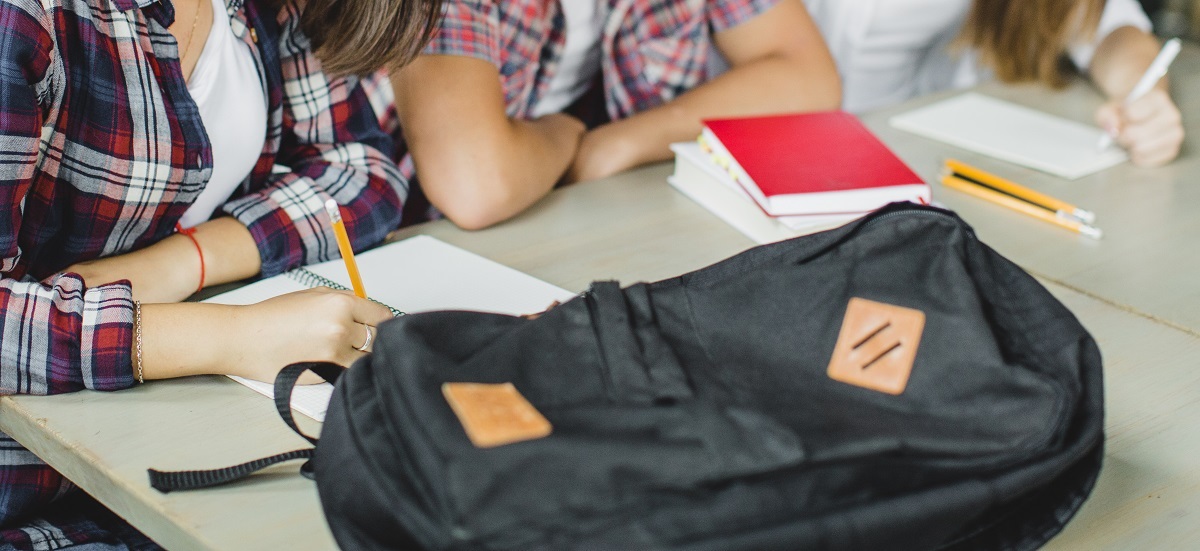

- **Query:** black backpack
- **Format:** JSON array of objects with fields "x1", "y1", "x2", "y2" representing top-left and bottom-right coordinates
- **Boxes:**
[{"x1": 152, "y1": 203, "x2": 1104, "y2": 550}]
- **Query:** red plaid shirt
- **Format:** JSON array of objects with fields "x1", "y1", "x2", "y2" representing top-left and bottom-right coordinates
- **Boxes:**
[
  {"x1": 0, "y1": 0, "x2": 404, "y2": 541},
  {"x1": 367, "y1": 0, "x2": 779, "y2": 178},
  {"x1": 430, "y1": 0, "x2": 777, "y2": 118}
]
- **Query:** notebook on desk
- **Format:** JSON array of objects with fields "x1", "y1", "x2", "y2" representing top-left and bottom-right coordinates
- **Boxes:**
[
  {"x1": 700, "y1": 111, "x2": 930, "y2": 216},
  {"x1": 205, "y1": 235, "x2": 576, "y2": 421},
  {"x1": 889, "y1": 93, "x2": 1127, "y2": 180},
  {"x1": 669, "y1": 142, "x2": 860, "y2": 244}
]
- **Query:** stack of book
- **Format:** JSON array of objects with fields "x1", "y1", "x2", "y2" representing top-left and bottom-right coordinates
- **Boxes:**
[{"x1": 669, "y1": 111, "x2": 931, "y2": 244}]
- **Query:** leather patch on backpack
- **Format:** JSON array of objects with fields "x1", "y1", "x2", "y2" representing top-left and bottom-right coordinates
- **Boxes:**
[
  {"x1": 442, "y1": 383, "x2": 553, "y2": 448},
  {"x1": 827, "y1": 298, "x2": 925, "y2": 395}
]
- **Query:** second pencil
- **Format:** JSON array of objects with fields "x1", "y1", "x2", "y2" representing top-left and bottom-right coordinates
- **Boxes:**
[
  {"x1": 945, "y1": 159, "x2": 1095, "y2": 224},
  {"x1": 941, "y1": 175, "x2": 1102, "y2": 239}
]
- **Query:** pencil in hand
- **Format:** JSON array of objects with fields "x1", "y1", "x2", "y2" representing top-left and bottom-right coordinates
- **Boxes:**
[
  {"x1": 324, "y1": 199, "x2": 368, "y2": 298},
  {"x1": 1097, "y1": 37, "x2": 1182, "y2": 151}
]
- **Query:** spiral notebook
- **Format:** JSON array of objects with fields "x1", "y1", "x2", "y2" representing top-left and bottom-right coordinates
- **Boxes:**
[{"x1": 205, "y1": 235, "x2": 576, "y2": 421}]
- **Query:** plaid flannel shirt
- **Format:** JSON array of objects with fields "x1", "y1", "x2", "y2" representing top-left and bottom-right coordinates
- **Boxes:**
[
  {"x1": 366, "y1": 0, "x2": 779, "y2": 179},
  {"x1": 0, "y1": 0, "x2": 405, "y2": 541},
  {"x1": 429, "y1": 0, "x2": 778, "y2": 119}
]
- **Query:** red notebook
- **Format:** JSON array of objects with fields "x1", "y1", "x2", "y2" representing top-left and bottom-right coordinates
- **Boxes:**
[{"x1": 700, "y1": 112, "x2": 930, "y2": 216}]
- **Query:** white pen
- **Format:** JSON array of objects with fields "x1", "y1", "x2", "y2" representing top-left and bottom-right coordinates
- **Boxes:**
[{"x1": 1098, "y1": 37, "x2": 1182, "y2": 150}]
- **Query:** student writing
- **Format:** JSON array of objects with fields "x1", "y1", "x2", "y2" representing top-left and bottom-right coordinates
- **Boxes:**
[
  {"x1": 0, "y1": 0, "x2": 439, "y2": 546},
  {"x1": 803, "y1": 0, "x2": 1184, "y2": 167},
  {"x1": 382, "y1": 0, "x2": 842, "y2": 230}
]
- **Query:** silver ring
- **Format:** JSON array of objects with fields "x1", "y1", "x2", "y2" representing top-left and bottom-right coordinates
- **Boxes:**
[{"x1": 355, "y1": 324, "x2": 374, "y2": 352}]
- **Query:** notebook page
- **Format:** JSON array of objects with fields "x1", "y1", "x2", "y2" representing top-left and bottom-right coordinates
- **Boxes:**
[
  {"x1": 304, "y1": 235, "x2": 575, "y2": 315},
  {"x1": 200, "y1": 275, "x2": 308, "y2": 306},
  {"x1": 206, "y1": 236, "x2": 576, "y2": 421},
  {"x1": 890, "y1": 93, "x2": 1127, "y2": 180}
]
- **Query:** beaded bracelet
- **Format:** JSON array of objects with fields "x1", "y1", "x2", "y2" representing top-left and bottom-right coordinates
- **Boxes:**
[{"x1": 134, "y1": 300, "x2": 145, "y2": 384}]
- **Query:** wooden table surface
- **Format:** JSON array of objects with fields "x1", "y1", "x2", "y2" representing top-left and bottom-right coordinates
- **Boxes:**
[
  {"x1": 862, "y1": 43, "x2": 1200, "y2": 338},
  {"x1": 2, "y1": 45, "x2": 1198, "y2": 551}
]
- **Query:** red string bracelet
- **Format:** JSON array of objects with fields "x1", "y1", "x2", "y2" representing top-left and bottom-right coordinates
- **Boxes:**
[{"x1": 175, "y1": 223, "x2": 205, "y2": 293}]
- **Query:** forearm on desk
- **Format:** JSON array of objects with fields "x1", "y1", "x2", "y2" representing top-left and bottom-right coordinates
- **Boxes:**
[
  {"x1": 570, "y1": 0, "x2": 841, "y2": 179},
  {"x1": 393, "y1": 56, "x2": 585, "y2": 230},
  {"x1": 138, "y1": 303, "x2": 234, "y2": 380},
  {"x1": 417, "y1": 114, "x2": 584, "y2": 230},
  {"x1": 67, "y1": 217, "x2": 263, "y2": 303},
  {"x1": 580, "y1": 55, "x2": 842, "y2": 173}
]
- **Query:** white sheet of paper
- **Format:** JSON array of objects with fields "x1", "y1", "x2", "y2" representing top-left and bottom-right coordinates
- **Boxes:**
[
  {"x1": 207, "y1": 235, "x2": 577, "y2": 421},
  {"x1": 889, "y1": 93, "x2": 1127, "y2": 180}
]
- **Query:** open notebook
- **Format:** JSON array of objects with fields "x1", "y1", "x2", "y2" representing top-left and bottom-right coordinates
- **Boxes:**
[
  {"x1": 890, "y1": 93, "x2": 1128, "y2": 180},
  {"x1": 205, "y1": 235, "x2": 576, "y2": 421}
]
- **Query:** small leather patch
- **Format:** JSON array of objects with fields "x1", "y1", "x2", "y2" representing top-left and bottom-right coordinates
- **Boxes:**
[
  {"x1": 827, "y1": 298, "x2": 925, "y2": 395},
  {"x1": 442, "y1": 383, "x2": 552, "y2": 448}
]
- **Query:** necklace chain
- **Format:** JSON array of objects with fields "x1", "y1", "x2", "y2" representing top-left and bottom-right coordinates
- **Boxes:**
[{"x1": 178, "y1": 0, "x2": 203, "y2": 64}]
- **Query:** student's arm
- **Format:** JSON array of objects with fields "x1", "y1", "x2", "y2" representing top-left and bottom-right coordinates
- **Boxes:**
[
  {"x1": 71, "y1": 5, "x2": 409, "y2": 301},
  {"x1": 222, "y1": 2, "x2": 407, "y2": 274},
  {"x1": 0, "y1": 0, "x2": 139, "y2": 394},
  {"x1": 0, "y1": 2, "x2": 386, "y2": 394},
  {"x1": 567, "y1": 0, "x2": 841, "y2": 183},
  {"x1": 66, "y1": 217, "x2": 261, "y2": 303},
  {"x1": 1089, "y1": 27, "x2": 1184, "y2": 167},
  {"x1": 391, "y1": 55, "x2": 586, "y2": 230},
  {"x1": 139, "y1": 289, "x2": 391, "y2": 384}
]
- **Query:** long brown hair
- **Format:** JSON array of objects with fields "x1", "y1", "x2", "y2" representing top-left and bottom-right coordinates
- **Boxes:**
[
  {"x1": 264, "y1": 0, "x2": 444, "y2": 77},
  {"x1": 961, "y1": 0, "x2": 1104, "y2": 87}
]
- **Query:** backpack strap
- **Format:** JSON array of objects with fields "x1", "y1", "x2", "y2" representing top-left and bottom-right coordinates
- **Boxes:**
[
  {"x1": 271, "y1": 361, "x2": 344, "y2": 445},
  {"x1": 147, "y1": 362, "x2": 344, "y2": 493}
]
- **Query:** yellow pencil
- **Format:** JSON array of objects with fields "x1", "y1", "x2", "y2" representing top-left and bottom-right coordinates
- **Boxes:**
[
  {"x1": 324, "y1": 199, "x2": 367, "y2": 298},
  {"x1": 944, "y1": 159, "x2": 1096, "y2": 224},
  {"x1": 941, "y1": 175, "x2": 1102, "y2": 239}
]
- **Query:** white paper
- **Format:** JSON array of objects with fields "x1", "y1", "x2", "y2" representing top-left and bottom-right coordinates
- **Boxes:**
[
  {"x1": 207, "y1": 236, "x2": 577, "y2": 421},
  {"x1": 890, "y1": 93, "x2": 1127, "y2": 180}
]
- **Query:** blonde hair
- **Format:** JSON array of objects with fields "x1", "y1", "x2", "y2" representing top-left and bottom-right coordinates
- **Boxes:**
[{"x1": 961, "y1": 0, "x2": 1104, "y2": 87}]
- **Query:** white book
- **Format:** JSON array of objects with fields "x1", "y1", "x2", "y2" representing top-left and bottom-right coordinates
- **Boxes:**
[
  {"x1": 205, "y1": 235, "x2": 576, "y2": 421},
  {"x1": 669, "y1": 142, "x2": 862, "y2": 244},
  {"x1": 890, "y1": 93, "x2": 1127, "y2": 180}
]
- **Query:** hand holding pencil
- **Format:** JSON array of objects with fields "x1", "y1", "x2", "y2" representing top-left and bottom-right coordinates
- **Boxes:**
[
  {"x1": 324, "y1": 199, "x2": 383, "y2": 355},
  {"x1": 1095, "y1": 38, "x2": 1184, "y2": 167},
  {"x1": 325, "y1": 199, "x2": 368, "y2": 298}
]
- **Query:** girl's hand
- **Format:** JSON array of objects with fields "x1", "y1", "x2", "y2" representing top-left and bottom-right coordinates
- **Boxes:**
[
  {"x1": 1096, "y1": 88, "x2": 1184, "y2": 168},
  {"x1": 565, "y1": 126, "x2": 637, "y2": 185},
  {"x1": 139, "y1": 288, "x2": 392, "y2": 384},
  {"x1": 223, "y1": 287, "x2": 393, "y2": 383}
]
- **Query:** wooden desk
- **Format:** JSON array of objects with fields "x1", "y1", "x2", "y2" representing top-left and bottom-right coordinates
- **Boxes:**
[
  {"x1": 861, "y1": 42, "x2": 1200, "y2": 337},
  {"x1": 2, "y1": 47, "x2": 1199, "y2": 550}
]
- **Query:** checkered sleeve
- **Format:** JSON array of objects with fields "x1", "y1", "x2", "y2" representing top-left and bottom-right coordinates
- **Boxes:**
[
  {"x1": 707, "y1": 0, "x2": 782, "y2": 33},
  {"x1": 358, "y1": 70, "x2": 399, "y2": 138},
  {"x1": 0, "y1": 0, "x2": 135, "y2": 395},
  {"x1": 422, "y1": 0, "x2": 503, "y2": 69},
  {"x1": 222, "y1": 5, "x2": 407, "y2": 278}
]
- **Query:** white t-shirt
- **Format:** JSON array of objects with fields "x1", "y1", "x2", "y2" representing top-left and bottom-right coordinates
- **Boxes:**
[
  {"x1": 532, "y1": 0, "x2": 606, "y2": 118},
  {"x1": 803, "y1": 0, "x2": 1153, "y2": 113},
  {"x1": 179, "y1": 0, "x2": 270, "y2": 229}
]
